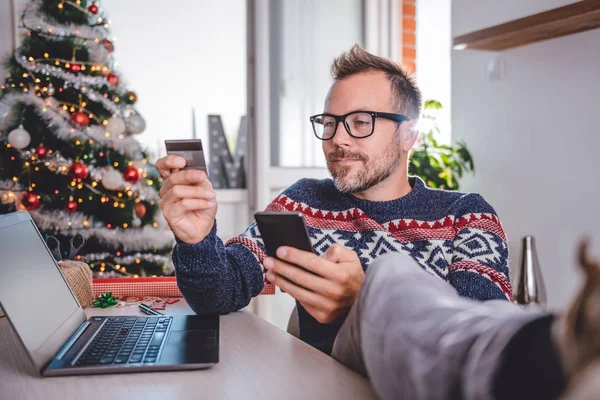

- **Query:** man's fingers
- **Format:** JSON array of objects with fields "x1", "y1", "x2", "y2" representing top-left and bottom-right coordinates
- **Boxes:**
[
  {"x1": 161, "y1": 184, "x2": 216, "y2": 202},
  {"x1": 159, "y1": 188, "x2": 216, "y2": 212},
  {"x1": 265, "y1": 257, "x2": 336, "y2": 295},
  {"x1": 159, "y1": 169, "x2": 210, "y2": 198},
  {"x1": 323, "y1": 243, "x2": 343, "y2": 263},
  {"x1": 155, "y1": 155, "x2": 186, "y2": 178},
  {"x1": 323, "y1": 243, "x2": 357, "y2": 263},
  {"x1": 276, "y1": 246, "x2": 335, "y2": 278},
  {"x1": 266, "y1": 270, "x2": 327, "y2": 309},
  {"x1": 160, "y1": 198, "x2": 216, "y2": 221}
]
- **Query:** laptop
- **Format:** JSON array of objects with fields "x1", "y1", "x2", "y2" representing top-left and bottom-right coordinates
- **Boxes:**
[{"x1": 0, "y1": 211, "x2": 219, "y2": 376}]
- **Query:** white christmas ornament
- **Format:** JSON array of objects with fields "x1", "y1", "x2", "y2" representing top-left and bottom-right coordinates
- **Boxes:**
[
  {"x1": 131, "y1": 216, "x2": 142, "y2": 228},
  {"x1": 126, "y1": 113, "x2": 146, "y2": 134},
  {"x1": 105, "y1": 117, "x2": 126, "y2": 135},
  {"x1": 8, "y1": 125, "x2": 31, "y2": 150},
  {"x1": 101, "y1": 168, "x2": 123, "y2": 190}
]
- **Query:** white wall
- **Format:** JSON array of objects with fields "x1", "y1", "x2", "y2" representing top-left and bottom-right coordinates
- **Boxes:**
[
  {"x1": 452, "y1": 0, "x2": 599, "y2": 310},
  {"x1": 102, "y1": 0, "x2": 247, "y2": 160},
  {"x1": 0, "y1": 1, "x2": 16, "y2": 82}
]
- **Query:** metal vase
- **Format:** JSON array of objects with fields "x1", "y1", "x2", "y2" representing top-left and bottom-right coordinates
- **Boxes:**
[{"x1": 513, "y1": 236, "x2": 547, "y2": 308}]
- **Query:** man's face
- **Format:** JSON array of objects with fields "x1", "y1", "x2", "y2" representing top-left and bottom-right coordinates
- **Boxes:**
[{"x1": 323, "y1": 71, "x2": 405, "y2": 194}]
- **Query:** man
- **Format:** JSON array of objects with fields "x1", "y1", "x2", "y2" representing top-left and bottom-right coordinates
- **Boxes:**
[{"x1": 156, "y1": 45, "x2": 510, "y2": 356}]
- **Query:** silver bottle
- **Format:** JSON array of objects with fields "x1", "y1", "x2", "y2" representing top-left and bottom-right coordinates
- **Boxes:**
[{"x1": 513, "y1": 236, "x2": 547, "y2": 308}]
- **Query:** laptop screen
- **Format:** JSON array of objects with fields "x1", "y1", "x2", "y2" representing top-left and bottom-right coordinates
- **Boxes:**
[{"x1": 0, "y1": 217, "x2": 81, "y2": 356}]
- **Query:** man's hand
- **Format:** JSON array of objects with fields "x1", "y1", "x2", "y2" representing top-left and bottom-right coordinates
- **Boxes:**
[
  {"x1": 263, "y1": 244, "x2": 364, "y2": 324},
  {"x1": 155, "y1": 155, "x2": 217, "y2": 244}
]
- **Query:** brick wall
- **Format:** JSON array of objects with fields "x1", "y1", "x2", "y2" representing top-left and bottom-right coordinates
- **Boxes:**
[{"x1": 402, "y1": 0, "x2": 416, "y2": 73}]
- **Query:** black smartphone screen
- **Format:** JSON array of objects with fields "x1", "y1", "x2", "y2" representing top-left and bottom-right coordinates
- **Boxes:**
[{"x1": 254, "y1": 211, "x2": 314, "y2": 258}]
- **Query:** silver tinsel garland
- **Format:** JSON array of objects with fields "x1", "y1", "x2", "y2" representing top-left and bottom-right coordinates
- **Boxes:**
[
  {"x1": 22, "y1": 10, "x2": 112, "y2": 64},
  {"x1": 0, "y1": 92, "x2": 144, "y2": 157},
  {"x1": 15, "y1": 149, "x2": 160, "y2": 201},
  {"x1": 29, "y1": 209, "x2": 174, "y2": 251},
  {"x1": 17, "y1": 55, "x2": 118, "y2": 89}
]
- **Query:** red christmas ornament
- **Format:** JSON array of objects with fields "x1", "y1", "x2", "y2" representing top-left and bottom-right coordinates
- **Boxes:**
[
  {"x1": 69, "y1": 162, "x2": 89, "y2": 181},
  {"x1": 71, "y1": 63, "x2": 82, "y2": 72},
  {"x1": 71, "y1": 111, "x2": 90, "y2": 127},
  {"x1": 134, "y1": 203, "x2": 146, "y2": 218},
  {"x1": 65, "y1": 200, "x2": 78, "y2": 212},
  {"x1": 88, "y1": 3, "x2": 98, "y2": 14},
  {"x1": 35, "y1": 145, "x2": 48, "y2": 158},
  {"x1": 107, "y1": 73, "x2": 119, "y2": 86},
  {"x1": 21, "y1": 192, "x2": 40, "y2": 210},
  {"x1": 101, "y1": 39, "x2": 114, "y2": 52},
  {"x1": 123, "y1": 166, "x2": 140, "y2": 184}
]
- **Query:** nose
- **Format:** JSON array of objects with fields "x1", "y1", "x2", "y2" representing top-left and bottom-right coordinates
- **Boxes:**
[{"x1": 331, "y1": 120, "x2": 353, "y2": 147}]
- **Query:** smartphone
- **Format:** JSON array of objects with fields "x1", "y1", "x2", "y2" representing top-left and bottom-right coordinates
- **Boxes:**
[
  {"x1": 164, "y1": 139, "x2": 208, "y2": 175},
  {"x1": 254, "y1": 211, "x2": 315, "y2": 258}
]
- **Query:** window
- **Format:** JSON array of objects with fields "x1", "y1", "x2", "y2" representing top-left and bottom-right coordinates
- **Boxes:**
[{"x1": 268, "y1": 0, "x2": 364, "y2": 167}]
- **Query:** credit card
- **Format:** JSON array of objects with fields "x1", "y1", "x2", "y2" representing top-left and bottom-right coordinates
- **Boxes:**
[{"x1": 164, "y1": 139, "x2": 208, "y2": 175}]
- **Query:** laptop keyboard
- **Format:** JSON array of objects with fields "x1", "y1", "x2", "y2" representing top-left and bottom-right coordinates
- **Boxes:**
[{"x1": 76, "y1": 316, "x2": 172, "y2": 366}]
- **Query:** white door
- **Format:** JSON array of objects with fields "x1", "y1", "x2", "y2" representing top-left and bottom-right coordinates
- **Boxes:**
[{"x1": 247, "y1": 0, "x2": 402, "y2": 328}]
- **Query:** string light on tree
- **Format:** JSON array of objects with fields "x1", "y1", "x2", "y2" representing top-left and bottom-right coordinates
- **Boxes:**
[{"x1": 47, "y1": 82, "x2": 55, "y2": 96}]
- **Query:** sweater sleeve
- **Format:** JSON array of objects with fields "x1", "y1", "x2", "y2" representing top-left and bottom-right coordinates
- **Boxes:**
[
  {"x1": 171, "y1": 180, "x2": 312, "y2": 315},
  {"x1": 172, "y1": 222, "x2": 265, "y2": 315},
  {"x1": 448, "y1": 194, "x2": 512, "y2": 301}
]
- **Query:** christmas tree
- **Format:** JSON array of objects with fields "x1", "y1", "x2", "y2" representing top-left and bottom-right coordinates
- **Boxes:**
[{"x1": 0, "y1": 0, "x2": 174, "y2": 277}]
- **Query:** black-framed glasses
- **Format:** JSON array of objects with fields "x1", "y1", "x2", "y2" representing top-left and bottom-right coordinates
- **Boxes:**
[{"x1": 309, "y1": 111, "x2": 410, "y2": 141}]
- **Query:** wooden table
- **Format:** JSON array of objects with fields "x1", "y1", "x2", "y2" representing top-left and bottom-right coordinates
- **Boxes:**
[{"x1": 0, "y1": 300, "x2": 378, "y2": 400}]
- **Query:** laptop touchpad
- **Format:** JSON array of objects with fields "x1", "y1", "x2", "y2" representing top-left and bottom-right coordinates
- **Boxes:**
[{"x1": 167, "y1": 330, "x2": 217, "y2": 349}]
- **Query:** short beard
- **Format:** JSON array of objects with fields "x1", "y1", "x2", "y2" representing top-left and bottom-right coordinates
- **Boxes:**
[{"x1": 326, "y1": 136, "x2": 402, "y2": 194}]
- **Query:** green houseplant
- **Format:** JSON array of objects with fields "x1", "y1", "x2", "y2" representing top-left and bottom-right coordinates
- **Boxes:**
[{"x1": 409, "y1": 100, "x2": 474, "y2": 190}]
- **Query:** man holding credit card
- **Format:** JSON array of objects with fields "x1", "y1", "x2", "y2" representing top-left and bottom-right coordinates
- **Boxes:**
[{"x1": 155, "y1": 46, "x2": 591, "y2": 399}]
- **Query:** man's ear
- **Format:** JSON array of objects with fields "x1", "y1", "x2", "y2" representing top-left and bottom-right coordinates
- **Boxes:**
[{"x1": 401, "y1": 120, "x2": 419, "y2": 151}]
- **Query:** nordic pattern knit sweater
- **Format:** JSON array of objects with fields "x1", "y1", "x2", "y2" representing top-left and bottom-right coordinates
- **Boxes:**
[{"x1": 172, "y1": 177, "x2": 512, "y2": 354}]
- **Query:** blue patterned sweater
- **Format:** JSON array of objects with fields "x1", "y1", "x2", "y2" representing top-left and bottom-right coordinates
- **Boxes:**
[{"x1": 172, "y1": 177, "x2": 512, "y2": 354}]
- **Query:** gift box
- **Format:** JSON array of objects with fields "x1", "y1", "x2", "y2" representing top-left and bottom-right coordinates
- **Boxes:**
[
  {"x1": 93, "y1": 277, "x2": 181, "y2": 298},
  {"x1": 92, "y1": 277, "x2": 275, "y2": 297}
]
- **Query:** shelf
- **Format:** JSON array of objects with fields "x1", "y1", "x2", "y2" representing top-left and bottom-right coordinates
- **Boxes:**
[{"x1": 453, "y1": 0, "x2": 600, "y2": 51}]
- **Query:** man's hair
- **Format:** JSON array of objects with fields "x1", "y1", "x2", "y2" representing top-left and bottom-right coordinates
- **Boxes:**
[{"x1": 331, "y1": 44, "x2": 422, "y2": 120}]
